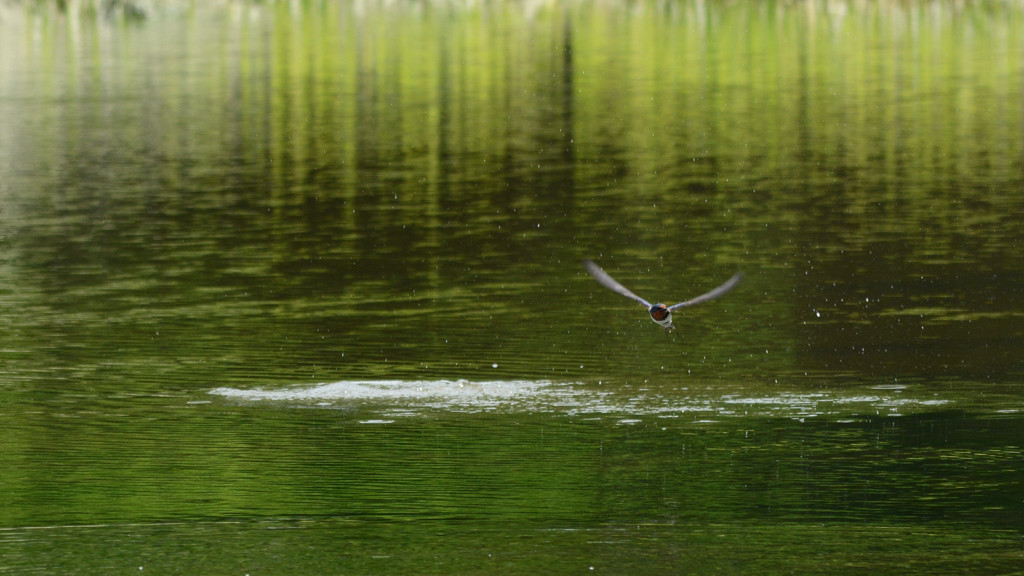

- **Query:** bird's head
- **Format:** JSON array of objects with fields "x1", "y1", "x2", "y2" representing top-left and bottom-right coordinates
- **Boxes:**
[{"x1": 650, "y1": 304, "x2": 670, "y2": 321}]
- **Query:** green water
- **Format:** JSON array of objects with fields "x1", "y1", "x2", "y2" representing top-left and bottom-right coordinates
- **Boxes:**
[{"x1": 1, "y1": 1, "x2": 1023, "y2": 574}]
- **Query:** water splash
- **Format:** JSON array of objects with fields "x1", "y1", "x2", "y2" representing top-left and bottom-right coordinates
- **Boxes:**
[
  {"x1": 209, "y1": 379, "x2": 952, "y2": 419},
  {"x1": 209, "y1": 379, "x2": 584, "y2": 412}
]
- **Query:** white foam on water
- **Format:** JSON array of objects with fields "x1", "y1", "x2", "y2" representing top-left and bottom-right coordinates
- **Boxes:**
[
  {"x1": 209, "y1": 379, "x2": 576, "y2": 411},
  {"x1": 208, "y1": 380, "x2": 953, "y2": 419}
]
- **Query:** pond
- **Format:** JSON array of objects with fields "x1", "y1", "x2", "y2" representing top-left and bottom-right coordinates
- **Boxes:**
[{"x1": 1, "y1": 0, "x2": 1023, "y2": 573}]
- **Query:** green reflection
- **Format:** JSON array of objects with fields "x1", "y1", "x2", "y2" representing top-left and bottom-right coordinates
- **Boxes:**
[
  {"x1": 2, "y1": 1, "x2": 1024, "y2": 574},
  {"x1": 2, "y1": 407, "x2": 1023, "y2": 574},
  {"x1": 2, "y1": 0, "x2": 1022, "y2": 387}
]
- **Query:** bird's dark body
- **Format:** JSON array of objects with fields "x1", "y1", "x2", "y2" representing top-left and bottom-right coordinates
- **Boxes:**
[{"x1": 649, "y1": 304, "x2": 672, "y2": 328}]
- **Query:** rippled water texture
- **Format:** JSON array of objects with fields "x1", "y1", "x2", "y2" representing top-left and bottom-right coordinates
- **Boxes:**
[{"x1": 1, "y1": 1, "x2": 1023, "y2": 574}]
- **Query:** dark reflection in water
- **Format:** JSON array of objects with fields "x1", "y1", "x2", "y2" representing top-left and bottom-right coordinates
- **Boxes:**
[
  {"x1": 1, "y1": 1, "x2": 1024, "y2": 574},
  {"x1": 1, "y1": 403, "x2": 1022, "y2": 574}
]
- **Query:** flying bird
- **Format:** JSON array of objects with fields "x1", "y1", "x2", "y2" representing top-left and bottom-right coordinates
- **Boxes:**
[{"x1": 582, "y1": 259, "x2": 743, "y2": 331}]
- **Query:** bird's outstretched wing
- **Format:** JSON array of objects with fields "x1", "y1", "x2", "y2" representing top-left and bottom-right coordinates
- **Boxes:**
[
  {"x1": 582, "y1": 259, "x2": 652, "y2": 308},
  {"x1": 668, "y1": 272, "x2": 743, "y2": 310}
]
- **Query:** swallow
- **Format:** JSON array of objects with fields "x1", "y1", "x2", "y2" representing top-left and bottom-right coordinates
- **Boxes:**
[{"x1": 582, "y1": 259, "x2": 743, "y2": 331}]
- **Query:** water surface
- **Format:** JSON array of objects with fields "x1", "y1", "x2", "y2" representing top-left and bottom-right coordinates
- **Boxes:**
[{"x1": 1, "y1": 1, "x2": 1023, "y2": 574}]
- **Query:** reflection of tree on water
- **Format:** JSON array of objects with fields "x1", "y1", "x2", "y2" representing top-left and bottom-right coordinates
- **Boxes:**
[{"x1": 2, "y1": 0, "x2": 1023, "y2": 384}]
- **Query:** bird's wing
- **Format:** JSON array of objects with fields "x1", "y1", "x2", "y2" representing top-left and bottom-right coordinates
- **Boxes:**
[
  {"x1": 582, "y1": 260, "x2": 652, "y2": 308},
  {"x1": 667, "y1": 272, "x2": 744, "y2": 310}
]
